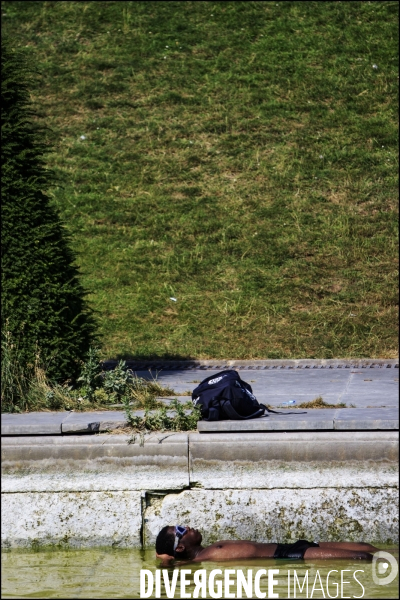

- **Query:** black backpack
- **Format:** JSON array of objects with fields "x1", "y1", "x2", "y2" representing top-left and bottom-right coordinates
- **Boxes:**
[{"x1": 192, "y1": 370, "x2": 306, "y2": 421}]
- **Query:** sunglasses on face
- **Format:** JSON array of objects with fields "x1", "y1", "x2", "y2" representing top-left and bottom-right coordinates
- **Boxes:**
[{"x1": 173, "y1": 525, "x2": 188, "y2": 554}]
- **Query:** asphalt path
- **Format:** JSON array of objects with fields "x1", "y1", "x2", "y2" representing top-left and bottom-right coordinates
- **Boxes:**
[{"x1": 137, "y1": 364, "x2": 398, "y2": 409}]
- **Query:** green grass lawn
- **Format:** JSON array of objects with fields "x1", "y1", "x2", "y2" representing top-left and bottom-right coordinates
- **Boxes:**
[{"x1": 2, "y1": 0, "x2": 398, "y2": 360}]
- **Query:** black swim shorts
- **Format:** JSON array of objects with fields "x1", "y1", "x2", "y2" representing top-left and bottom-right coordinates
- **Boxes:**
[{"x1": 273, "y1": 539, "x2": 319, "y2": 559}]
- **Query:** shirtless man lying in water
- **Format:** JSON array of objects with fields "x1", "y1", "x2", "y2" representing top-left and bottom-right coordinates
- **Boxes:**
[{"x1": 156, "y1": 526, "x2": 378, "y2": 563}]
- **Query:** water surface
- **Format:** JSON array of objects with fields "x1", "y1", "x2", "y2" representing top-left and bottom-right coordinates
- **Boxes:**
[{"x1": 2, "y1": 546, "x2": 398, "y2": 598}]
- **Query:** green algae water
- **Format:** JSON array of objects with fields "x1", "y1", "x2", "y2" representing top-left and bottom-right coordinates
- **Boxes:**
[{"x1": 2, "y1": 546, "x2": 398, "y2": 599}]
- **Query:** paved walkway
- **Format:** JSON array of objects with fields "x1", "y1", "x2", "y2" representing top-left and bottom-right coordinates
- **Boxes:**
[{"x1": 1, "y1": 359, "x2": 398, "y2": 435}]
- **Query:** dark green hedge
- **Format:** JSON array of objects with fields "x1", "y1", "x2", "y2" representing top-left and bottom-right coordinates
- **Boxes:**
[{"x1": 1, "y1": 40, "x2": 97, "y2": 382}]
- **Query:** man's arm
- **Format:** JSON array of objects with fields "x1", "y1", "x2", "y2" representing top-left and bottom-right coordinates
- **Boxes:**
[
  {"x1": 318, "y1": 542, "x2": 379, "y2": 552},
  {"x1": 304, "y1": 547, "x2": 374, "y2": 560}
]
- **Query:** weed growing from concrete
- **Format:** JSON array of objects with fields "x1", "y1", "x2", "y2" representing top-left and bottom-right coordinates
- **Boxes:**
[
  {"x1": 124, "y1": 398, "x2": 202, "y2": 435},
  {"x1": 1, "y1": 340, "x2": 180, "y2": 414},
  {"x1": 278, "y1": 396, "x2": 347, "y2": 409}
]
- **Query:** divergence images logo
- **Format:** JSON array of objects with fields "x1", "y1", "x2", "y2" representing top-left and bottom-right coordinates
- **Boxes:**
[{"x1": 372, "y1": 551, "x2": 398, "y2": 586}]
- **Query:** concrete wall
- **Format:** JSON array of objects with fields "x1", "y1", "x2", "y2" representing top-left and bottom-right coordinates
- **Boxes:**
[{"x1": 1, "y1": 432, "x2": 398, "y2": 548}]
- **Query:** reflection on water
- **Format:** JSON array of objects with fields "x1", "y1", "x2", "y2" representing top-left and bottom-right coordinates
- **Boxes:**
[{"x1": 2, "y1": 546, "x2": 398, "y2": 599}]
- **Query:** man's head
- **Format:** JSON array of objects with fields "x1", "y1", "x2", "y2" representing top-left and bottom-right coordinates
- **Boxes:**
[{"x1": 155, "y1": 526, "x2": 202, "y2": 560}]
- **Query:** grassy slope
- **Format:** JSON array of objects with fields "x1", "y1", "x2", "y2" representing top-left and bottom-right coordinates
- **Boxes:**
[{"x1": 2, "y1": 0, "x2": 398, "y2": 360}]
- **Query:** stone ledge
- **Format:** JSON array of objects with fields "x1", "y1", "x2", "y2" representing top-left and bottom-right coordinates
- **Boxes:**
[
  {"x1": 1, "y1": 409, "x2": 193, "y2": 436},
  {"x1": 2, "y1": 431, "x2": 397, "y2": 466},
  {"x1": 1, "y1": 433, "x2": 190, "y2": 492},
  {"x1": 188, "y1": 431, "x2": 398, "y2": 489},
  {"x1": 334, "y1": 408, "x2": 399, "y2": 430},
  {"x1": 197, "y1": 407, "x2": 399, "y2": 432},
  {"x1": 2, "y1": 407, "x2": 398, "y2": 437},
  {"x1": 1, "y1": 432, "x2": 188, "y2": 462},
  {"x1": 1, "y1": 412, "x2": 68, "y2": 435},
  {"x1": 189, "y1": 431, "x2": 398, "y2": 462}
]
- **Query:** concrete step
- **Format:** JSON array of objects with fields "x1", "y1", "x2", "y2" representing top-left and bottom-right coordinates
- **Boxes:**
[
  {"x1": 198, "y1": 407, "x2": 399, "y2": 432},
  {"x1": 1, "y1": 408, "x2": 192, "y2": 435},
  {"x1": 2, "y1": 432, "x2": 397, "y2": 492},
  {"x1": 1, "y1": 405, "x2": 398, "y2": 436}
]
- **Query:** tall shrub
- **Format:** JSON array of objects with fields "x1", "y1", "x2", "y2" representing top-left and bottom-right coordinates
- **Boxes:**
[{"x1": 1, "y1": 40, "x2": 97, "y2": 382}]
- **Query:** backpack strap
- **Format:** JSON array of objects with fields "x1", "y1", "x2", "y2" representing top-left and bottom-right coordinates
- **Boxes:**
[
  {"x1": 221, "y1": 401, "x2": 307, "y2": 420},
  {"x1": 260, "y1": 403, "x2": 307, "y2": 415}
]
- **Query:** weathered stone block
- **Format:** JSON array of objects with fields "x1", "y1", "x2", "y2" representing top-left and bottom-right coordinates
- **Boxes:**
[
  {"x1": 144, "y1": 488, "x2": 398, "y2": 547},
  {"x1": 1, "y1": 491, "x2": 142, "y2": 548}
]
